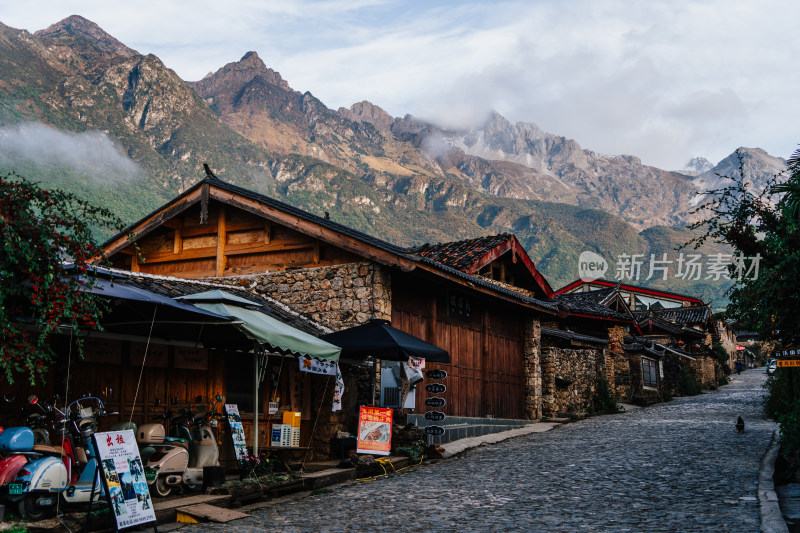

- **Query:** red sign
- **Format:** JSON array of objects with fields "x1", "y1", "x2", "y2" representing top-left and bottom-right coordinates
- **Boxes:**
[
  {"x1": 356, "y1": 406, "x2": 392, "y2": 456},
  {"x1": 736, "y1": 345, "x2": 745, "y2": 351}
]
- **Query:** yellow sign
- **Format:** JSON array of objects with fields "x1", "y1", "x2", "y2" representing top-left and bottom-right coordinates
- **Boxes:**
[{"x1": 777, "y1": 359, "x2": 800, "y2": 367}]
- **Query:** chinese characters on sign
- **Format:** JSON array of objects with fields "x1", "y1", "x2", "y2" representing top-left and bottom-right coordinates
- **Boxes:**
[
  {"x1": 93, "y1": 430, "x2": 156, "y2": 530},
  {"x1": 579, "y1": 251, "x2": 761, "y2": 283},
  {"x1": 356, "y1": 406, "x2": 392, "y2": 456}
]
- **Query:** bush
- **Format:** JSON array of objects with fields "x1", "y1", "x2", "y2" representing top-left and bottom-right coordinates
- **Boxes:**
[
  {"x1": 678, "y1": 366, "x2": 702, "y2": 396},
  {"x1": 779, "y1": 400, "x2": 800, "y2": 458},
  {"x1": 591, "y1": 375, "x2": 621, "y2": 414}
]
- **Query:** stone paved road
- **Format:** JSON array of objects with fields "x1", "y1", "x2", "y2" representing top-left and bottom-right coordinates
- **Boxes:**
[{"x1": 184, "y1": 370, "x2": 776, "y2": 532}]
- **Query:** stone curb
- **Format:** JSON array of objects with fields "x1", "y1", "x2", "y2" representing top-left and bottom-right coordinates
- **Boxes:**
[
  {"x1": 760, "y1": 428, "x2": 789, "y2": 533},
  {"x1": 439, "y1": 422, "x2": 561, "y2": 459}
]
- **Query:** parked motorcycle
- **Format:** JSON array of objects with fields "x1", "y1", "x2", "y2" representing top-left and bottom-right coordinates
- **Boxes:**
[
  {"x1": 10, "y1": 396, "x2": 110, "y2": 520},
  {"x1": 141, "y1": 395, "x2": 222, "y2": 497}
]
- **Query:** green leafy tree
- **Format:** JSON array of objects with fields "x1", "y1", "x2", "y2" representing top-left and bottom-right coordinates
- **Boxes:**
[
  {"x1": 688, "y1": 148, "x2": 800, "y2": 344},
  {"x1": 0, "y1": 172, "x2": 125, "y2": 385}
]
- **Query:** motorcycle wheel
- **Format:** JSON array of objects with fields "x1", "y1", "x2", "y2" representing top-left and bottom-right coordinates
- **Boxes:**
[
  {"x1": 154, "y1": 476, "x2": 172, "y2": 497},
  {"x1": 18, "y1": 493, "x2": 53, "y2": 521}
]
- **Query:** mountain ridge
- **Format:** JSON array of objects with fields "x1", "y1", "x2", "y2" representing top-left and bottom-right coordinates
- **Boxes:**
[{"x1": 0, "y1": 15, "x2": 781, "y2": 306}]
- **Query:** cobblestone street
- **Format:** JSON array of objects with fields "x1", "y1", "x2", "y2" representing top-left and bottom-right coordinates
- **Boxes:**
[{"x1": 185, "y1": 370, "x2": 775, "y2": 533}]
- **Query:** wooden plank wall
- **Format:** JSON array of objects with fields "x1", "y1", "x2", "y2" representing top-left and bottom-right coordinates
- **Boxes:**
[
  {"x1": 110, "y1": 202, "x2": 360, "y2": 278},
  {"x1": 396, "y1": 299, "x2": 525, "y2": 420}
]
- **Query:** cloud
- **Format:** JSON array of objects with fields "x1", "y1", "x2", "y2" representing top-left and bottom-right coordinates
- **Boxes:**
[
  {"x1": 1, "y1": 0, "x2": 799, "y2": 168},
  {"x1": 0, "y1": 123, "x2": 142, "y2": 182}
]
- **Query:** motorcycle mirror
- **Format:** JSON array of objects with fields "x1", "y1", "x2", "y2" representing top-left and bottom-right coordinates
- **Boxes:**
[
  {"x1": 195, "y1": 395, "x2": 203, "y2": 404},
  {"x1": 28, "y1": 395, "x2": 39, "y2": 405},
  {"x1": 3, "y1": 393, "x2": 15, "y2": 403},
  {"x1": 215, "y1": 394, "x2": 222, "y2": 402}
]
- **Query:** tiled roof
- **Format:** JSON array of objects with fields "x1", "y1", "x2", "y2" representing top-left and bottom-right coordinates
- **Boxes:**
[
  {"x1": 99, "y1": 267, "x2": 331, "y2": 336},
  {"x1": 416, "y1": 257, "x2": 558, "y2": 312},
  {"x1": 411, "y1": 234, "x2": 513, "y2": 271},
  {"x1": 541, "y1": 326, "x2": 609, "y2": 345},
  {"x1": 553, "y1": 288, "x2": 631, "y2": 321},
  {"x1": 108, "y1": 177, "x2": 559, "y2": 314},
  {"x1": 632, "y1": 305, "x2": 711, "y2": 326}
]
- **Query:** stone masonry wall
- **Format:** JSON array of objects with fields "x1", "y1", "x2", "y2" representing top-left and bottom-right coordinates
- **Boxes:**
[
  {"x1": 607, "y1": 326, "x2": 630, "y2": 402},
  {"x1": 523, "y1": 318, "x2": 542, "y2": 420},
  {"x1": 213, "y1": 262, "x2": 391, "y2": 459},
  {"x1": 540, "y1": 344, "x2": 604, "y2": 417},
  {"x1": 213, "y1": 262, "x2": 392, "y2": 330}
]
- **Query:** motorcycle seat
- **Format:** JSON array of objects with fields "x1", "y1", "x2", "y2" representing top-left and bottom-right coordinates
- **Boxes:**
[{"x1": 32, "y1": 444, "x2": 66, "y2": 456}]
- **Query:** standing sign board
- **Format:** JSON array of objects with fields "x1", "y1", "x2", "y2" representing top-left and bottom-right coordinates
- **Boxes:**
[
  {"x1": 356, "y1": 406, "x2": 392, "y2": 456},
  {"x1": 224, "y1": 404, "x2": 249, "y2": 463},
  {"x1": 93, "y1": 430, "x2": 156, "y2": 531}
]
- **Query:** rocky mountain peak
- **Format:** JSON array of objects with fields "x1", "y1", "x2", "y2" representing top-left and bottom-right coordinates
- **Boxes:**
[
  {"x1": 191, "y1": 51, "x2": 290, "y2": 95},
  {"x1": 34, "y1": 15, "x2": 138, "y2": 58},
  {"x1": 338, "y1": 100, "x2": 394, "y2": 131}
]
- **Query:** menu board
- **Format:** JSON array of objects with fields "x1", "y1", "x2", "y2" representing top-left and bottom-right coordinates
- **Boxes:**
[
  {"x1": 224, "y1": 403, "x2": 249, "y2": 463},
  {"x1": 356, "y1": 406, "x2": 393, "y2": 456},
  {"x1": 93, "y1": 430, "x2": 156, "y2": 530}
]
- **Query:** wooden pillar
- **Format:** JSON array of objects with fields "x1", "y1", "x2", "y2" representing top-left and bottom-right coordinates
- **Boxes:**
[
  {"x1": 173, "y1": 221, "x2": 183, "y2": 254},
  {"x1": 427, "y1": 297, "x2": 437, "y2": 343},
  {"x1": 481, "y1": 311, "x2": 490, "y2": 416},
  {"x1": 216, "y1": 207, "x2": 227, "y2": 277}
]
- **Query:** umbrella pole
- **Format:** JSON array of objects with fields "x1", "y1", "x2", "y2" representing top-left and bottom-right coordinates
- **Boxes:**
[
  {"x1": 254, "y1": 351, "x2": 259, "y2": 456},
  {"x1": 371, "y1": 357, "x2": 376, "y2": 405}
]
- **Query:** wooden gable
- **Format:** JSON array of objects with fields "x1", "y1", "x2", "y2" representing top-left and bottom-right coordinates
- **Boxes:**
[
  {"x1": 101, "y1": 178, "x2": 425, "y2": 278},
  {"x1": 109, "y1": 200, "x2": 364, "y2": 277}
]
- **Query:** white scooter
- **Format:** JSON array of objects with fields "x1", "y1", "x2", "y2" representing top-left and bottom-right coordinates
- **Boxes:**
[
  {"x1": 141, "y1": 395, "x2": 221, "y2": 497},
  {"x1": 12, "y1": 397, "x2": 109, "y2": 520}
]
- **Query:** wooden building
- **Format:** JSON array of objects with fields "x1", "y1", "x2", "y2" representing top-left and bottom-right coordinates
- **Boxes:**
[{"x1": 101, "y1": 176, "x2": 561, "y2": 448}]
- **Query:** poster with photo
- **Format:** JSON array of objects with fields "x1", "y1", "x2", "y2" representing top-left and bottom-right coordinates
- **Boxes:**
[
  {"x1": 224, "y1": 403, "x2": 249, "y2": 463},
  {"x1": 93, "y1": 430, "x2": 155, "y2": 530},
  {"x1": 356, "y1": 406, "x2": 392, "y2": 456}
]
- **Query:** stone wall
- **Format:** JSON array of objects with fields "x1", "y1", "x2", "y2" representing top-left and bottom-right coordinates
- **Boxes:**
[
  {"x1": 523, "y1": 318, "x2": 542, "y2": 420},
  {"x1": 610, "y1": 354, "x2": 632, "y2": 402},
  {"x1": 213, "y1": 262, "x2": 391, "y2": 459},
  {"x1": 691, "y1": 356, "x2": 716, "y2": 388},
  {"x1": 607, "y1": 326, "x2": 630, "y2": 402},
  {"x1": 214, "y1": 261, "x2": 392, "y2": 330},
  {"x1": 540, "y1": 344, "x2": 604, "y2": 417}
]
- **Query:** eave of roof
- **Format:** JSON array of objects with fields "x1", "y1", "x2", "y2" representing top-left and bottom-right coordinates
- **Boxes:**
[
  {"x1": 541, "y1": 326, "x2": 609, "y2": 345},
  {"x1": 555, "y1": 278, "x2": 705, "y2": 304}
]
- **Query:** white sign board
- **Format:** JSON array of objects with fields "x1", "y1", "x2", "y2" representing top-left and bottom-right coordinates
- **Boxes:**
[
  {"x1": 224, "y1": 403, "x2": 249, "y2": 463},
  {"x1": 93, "y1": 430, "x2": 156, "y2": 530}
]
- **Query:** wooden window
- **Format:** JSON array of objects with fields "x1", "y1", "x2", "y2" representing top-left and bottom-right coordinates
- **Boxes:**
[{"x1": 642, "y1": 357, "x2": 658, "y2": 388}]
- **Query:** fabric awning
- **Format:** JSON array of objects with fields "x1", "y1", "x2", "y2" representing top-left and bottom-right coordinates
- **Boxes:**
[
  {"x1": 320, "y1": 318, "x2": 450, "y2": 363},
  {"x1": 177, "y1": 290, "x2": 341, "y2": 362}
]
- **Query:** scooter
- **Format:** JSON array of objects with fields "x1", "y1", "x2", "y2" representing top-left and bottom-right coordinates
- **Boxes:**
[
  {"x1": 182, "y1": 395, "x2": 222, "y2": 490},
  {"x1": 141, "y1": 395, "x2": 221, "y2": 496},
  {"x1": 11, "y1": 397, "x2": 109, "y2": 520}
]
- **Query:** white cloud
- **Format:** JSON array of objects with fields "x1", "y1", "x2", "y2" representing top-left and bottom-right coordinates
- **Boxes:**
[
  {"x1": 0, "y1": 123, "x2": 142, "y2": 182},
  {"x1": 1, "y1": 0, "x2": 798, "y2": 168}
]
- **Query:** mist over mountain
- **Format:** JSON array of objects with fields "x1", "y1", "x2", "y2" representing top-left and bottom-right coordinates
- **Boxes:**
[{"x1": 0, "y1": 15, "x2": 787, "y2": 304}]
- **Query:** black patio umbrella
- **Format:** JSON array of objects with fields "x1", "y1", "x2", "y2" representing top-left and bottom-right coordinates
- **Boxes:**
[{"x1": 320, "y1": 318, "x2": 450, "y2": 363}]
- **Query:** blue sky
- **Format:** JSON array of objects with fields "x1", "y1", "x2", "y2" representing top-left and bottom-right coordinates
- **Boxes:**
[{"x1": 1, "y1": 0, "x2": 797, "y2": 170}]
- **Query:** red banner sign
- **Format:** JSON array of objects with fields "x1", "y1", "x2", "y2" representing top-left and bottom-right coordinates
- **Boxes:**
[{"x1": 356, "y1": 406, "x2": 392, "y2": 456}]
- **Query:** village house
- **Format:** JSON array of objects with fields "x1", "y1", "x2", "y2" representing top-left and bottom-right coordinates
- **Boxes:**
[
  {"x1": 556, "y1": 278, "x2": 732, "y2": 402},
  {"x1": 99, "y1": 175, "x2": 567, "y2": 453}
]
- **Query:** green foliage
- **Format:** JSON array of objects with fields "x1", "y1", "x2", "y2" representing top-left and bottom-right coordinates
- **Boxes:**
[
  {"x1": 590, "y1": 375, "x2": 621, "y2": 415},
  {"x1": 0, "y1": 172, "x2": 125, "y2": 384},
  {"x1": 678, "y1": 366, "x2": 702, "y2": 396},
  {"x1": 688, "y1": 148, "x2": 800, "y2": 343},
  {"x1": 764, "y1": 371, "x2": 797, "y2": 421},
  {"x1": 711, "y1": 342, "x2": 730, "y2": 367},
  {"x1": 779, "y1": 400, "x2": 800, "y2": 457}
]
